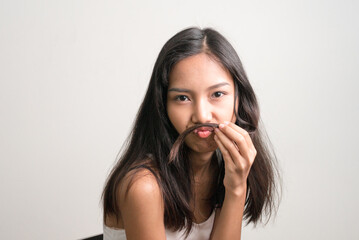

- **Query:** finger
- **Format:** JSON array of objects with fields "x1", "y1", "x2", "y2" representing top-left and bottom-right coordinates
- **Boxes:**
[
  {"x1": 213, "y1": 134, "x2": 236, "y2": 171},
  {"x1": 214, "y1": 128, "x2": 244, "y2": 167},
  {"x1": 222, "y1": 122, "x2": 257, "y2": 162},
  {"x1": 224, "y1": 121, "x2": 255, "y2": 150},
  {"x1": 218, "y1": 123, "x2": 251, "y2": 160}
]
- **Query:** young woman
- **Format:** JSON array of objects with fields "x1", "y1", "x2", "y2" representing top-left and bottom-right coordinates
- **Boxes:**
[{"x1": 102, "y1": 27, "x2": 280, "y2": 240}]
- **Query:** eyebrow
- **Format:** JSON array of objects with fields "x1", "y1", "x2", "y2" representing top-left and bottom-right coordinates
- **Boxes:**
[{"x1": 168, "y1": 82, "x2": 230, "y2": 93}]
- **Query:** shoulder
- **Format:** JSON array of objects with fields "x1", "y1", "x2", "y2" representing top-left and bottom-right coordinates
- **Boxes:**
[
  {"x1": 117, "y1": 167, "x2": 166, "y2": 239},
  {"x1": 118, "y1": 167, "x2": 162, "y2": 204}
]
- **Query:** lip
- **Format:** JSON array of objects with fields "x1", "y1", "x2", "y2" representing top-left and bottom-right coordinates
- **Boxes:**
[
  {"x1": 193, "y1": 126, "x2": 215, "y2": 133},
  {"x1": 192, "y1": 126, "x2": 216, "y2": 139}
]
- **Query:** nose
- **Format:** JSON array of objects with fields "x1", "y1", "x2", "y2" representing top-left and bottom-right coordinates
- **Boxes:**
[{"x1": 191, "y1": 99, "x2": 212, "y2": 124}]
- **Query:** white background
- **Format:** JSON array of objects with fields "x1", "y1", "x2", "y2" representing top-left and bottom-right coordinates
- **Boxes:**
[{"x1": 1, "y1": 0, "x2": 358, "y2": 239}]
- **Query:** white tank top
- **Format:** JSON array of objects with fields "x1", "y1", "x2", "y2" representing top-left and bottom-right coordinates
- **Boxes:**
[{"x1": 103, "y1": 211, "x2": 215, "y2": 240}]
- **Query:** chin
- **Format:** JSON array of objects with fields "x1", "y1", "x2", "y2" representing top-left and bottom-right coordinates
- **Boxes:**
[{"x1": 184, "y1": 134, "x2": 218, "y2": 153}]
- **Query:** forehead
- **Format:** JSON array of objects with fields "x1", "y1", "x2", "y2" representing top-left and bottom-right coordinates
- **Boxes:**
[{"x1": 168, "y1": 53, "x2": 233, "y2": 88}]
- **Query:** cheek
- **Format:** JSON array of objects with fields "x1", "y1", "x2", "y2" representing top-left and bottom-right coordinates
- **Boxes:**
[
  {"x1": 167, "y1": 104, "x2": 187, "y2": 134},
  {"x1": 216, "y1": 98, "x2": 236, "y2": 121},
  {"x1": 231, "y1": 98, "x2": 239, "y2": 123}
]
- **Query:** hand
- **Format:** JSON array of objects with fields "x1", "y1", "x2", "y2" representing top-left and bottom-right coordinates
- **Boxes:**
[{"x1": 214, "y1": 121, "x2": 257, "y2": 195}]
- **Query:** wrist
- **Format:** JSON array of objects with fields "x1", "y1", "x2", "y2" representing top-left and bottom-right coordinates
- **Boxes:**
[{"x1": 225, "y1": 184, "x2": 247, "y2": 198}]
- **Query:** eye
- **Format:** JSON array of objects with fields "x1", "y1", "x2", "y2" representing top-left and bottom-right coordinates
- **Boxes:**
[
  {"x1": 175, "y1": 95, "x2": 190, "y2": 102},
  {"x1": 212, "y1": 91, "x2": 225, "y2": 98}
]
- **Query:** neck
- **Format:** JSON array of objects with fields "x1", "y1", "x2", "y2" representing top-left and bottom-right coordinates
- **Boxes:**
[{"x1": 188, "y1": 151, "x2": 215, "y2": 182}]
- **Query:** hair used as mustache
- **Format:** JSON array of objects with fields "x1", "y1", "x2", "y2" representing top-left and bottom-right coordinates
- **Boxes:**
[{"x1": 168, "y1": 123, "x2": 219, "y2": 163}]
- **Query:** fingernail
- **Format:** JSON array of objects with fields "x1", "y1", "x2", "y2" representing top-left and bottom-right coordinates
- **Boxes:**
[
  {"x1": 219, "y1": 123, "x2": 225, "y2": 129},
  {"x1": 224, "y1": 121, "x2": 229, "y2": 125}
]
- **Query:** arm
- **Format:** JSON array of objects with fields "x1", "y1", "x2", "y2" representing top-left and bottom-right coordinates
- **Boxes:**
[
  {"x1": 118, "y1": 169, "x2": 166, "y2": 240},
  {"x1": 210, "y1": 121, "x2": 257, "y2": 240}
]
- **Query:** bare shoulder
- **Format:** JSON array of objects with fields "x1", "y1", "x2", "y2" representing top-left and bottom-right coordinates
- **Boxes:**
[
  {"x1": 118, "y1": 167, "x2": 161, "y2": 200},
  {"x1": 117, "y1": 167, "x2": 166, "y2": 239}
]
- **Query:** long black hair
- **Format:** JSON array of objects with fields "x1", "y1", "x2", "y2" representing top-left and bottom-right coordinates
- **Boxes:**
[{"x1": 102, "y1": 27, "x2": 280, "y2": 235}]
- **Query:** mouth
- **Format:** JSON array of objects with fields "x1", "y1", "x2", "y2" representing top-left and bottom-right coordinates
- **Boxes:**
[
  {"x1": 191, "y1": 123, "x2": 219, "y2": 139},
  {"x1": 193, "y1": 126, "x2": 215, "y2": 138},
  {"x1": 169, "y1": 123, "x2": 219, "y2": 163}
]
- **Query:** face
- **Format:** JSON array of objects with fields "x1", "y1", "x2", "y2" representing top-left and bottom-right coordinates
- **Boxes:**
[{"x1": 167, "y1": 53, "x2": 237, "y2": 154}]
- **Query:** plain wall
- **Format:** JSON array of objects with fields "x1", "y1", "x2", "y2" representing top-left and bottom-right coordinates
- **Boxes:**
[{"x1": 1, "y1": 0, "x2": 358, "y2": 239}]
